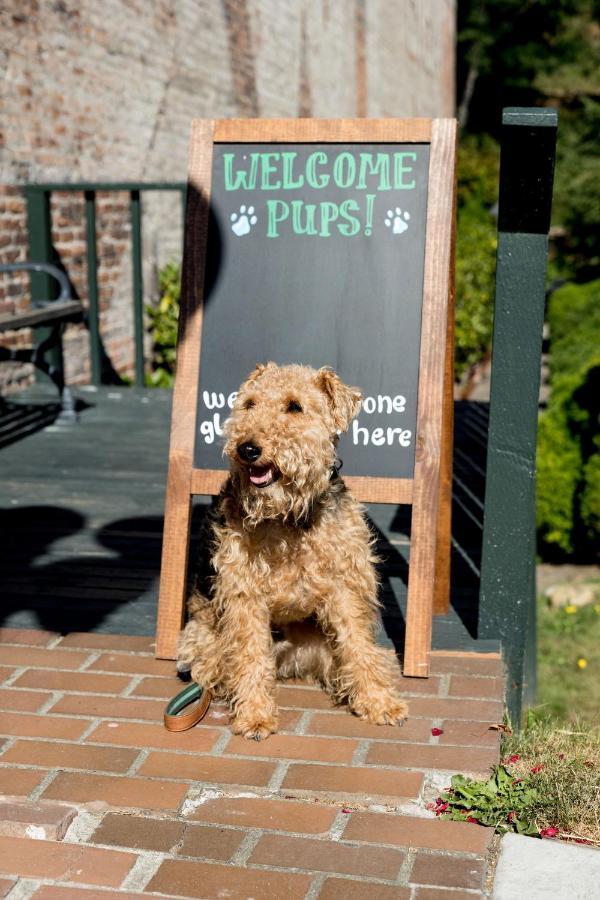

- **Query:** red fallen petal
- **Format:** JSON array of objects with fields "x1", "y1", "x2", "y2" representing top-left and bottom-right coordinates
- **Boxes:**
[
  {"x1": 431, "y1": 727, "x2": 444, "y2": 736},
  {"x1": 584, "y1": 761, "x2": 594, "y2": 768},
  {"x1": 558, "y1": 753, "x2": 565, "y2": 760},
  {"x1": 575, "y1": 838, "x2": 592, "y2": 845},
  {"x1": 508, "y1": 811, "x2": 516, "y2": 822},
  {"x1": 531, "y1": 764, "x2": 545, "y2": 774},
  {"x1": 342, "y1": 808, "x2": 352, "y2": 814},
  {"x1": 467, "y1": 816, "x2": 478, "y2": 824},
  {"x1": 513, "y1": 778, "x2": 523, "y2": 784},
  {"x1": 540, "y1": 827, "x2": 559, "y2": 837},
  {"x1": 507, "y1": 754, "x2": 520, "y2": 763}
]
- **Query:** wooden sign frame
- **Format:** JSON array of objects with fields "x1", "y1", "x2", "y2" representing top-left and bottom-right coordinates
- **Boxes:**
[{"x1": 156, "y1": 118, "x2": 457, "y2": 677}]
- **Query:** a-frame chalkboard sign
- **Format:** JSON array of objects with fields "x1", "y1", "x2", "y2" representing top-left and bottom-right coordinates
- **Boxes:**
[{"x1": 156, "y1": 119, "x2": 457, "y2": 678}]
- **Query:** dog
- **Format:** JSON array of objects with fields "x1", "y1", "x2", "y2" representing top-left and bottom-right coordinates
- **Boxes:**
[{"x1": 177, "y1": 362, "x2": 408, "y2": 740}]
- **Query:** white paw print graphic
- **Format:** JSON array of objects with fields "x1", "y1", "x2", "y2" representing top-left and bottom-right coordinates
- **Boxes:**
[
  {"x1": 385, "y1": 208, "x2": 411, "y2": 235},
  {"x1": 230, "y1": 205, "x2": 257, "y2": 236}
]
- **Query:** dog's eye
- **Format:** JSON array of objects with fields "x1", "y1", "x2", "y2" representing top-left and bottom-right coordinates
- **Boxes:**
[
  {"x1": 243, "y1": 398, "x2": 255, "y2": 410},
  {"x1": 286, "y1": 400, "x2": 303, "y2": 413}
]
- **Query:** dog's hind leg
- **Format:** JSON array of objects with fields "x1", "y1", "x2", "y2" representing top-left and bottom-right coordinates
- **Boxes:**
[{"x1": 275, "y1": 619, "x2": 335, "y2": 689}]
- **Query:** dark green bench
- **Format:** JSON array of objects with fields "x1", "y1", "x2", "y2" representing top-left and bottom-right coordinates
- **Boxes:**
[{"x1": 0, "y1": 262, "x2": 83, "y2": 420}]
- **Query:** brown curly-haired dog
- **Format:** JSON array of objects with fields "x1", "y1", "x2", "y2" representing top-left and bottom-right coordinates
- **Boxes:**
[{"x1": 177, "y1": 362, "x2": 408, "y2": 740}]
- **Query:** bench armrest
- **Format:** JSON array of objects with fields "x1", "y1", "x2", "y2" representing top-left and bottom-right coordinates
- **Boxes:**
[{"x1": 0, "y1": 262, "x2": 72, "y2": 305}]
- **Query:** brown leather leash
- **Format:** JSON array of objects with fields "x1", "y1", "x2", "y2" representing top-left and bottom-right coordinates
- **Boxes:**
[{"x1": 164, "y1": 682, "x2": 212, "y2": 732}]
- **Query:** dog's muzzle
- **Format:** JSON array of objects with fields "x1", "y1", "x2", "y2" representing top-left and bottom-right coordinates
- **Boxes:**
[{"x1": 237, "y1": 442, "x2": 261, "y2": 463}]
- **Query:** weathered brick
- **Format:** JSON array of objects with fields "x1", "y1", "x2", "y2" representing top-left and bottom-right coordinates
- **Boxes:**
[
  {"x1": 0, "y1": 878, "x2": 16, "y2": 898},
  {"x1": 31, "y1": 888, "x2": 151, "y2": 899},
  {"x1": 344, "y1": 812, "x2": 493, "y2": 854},
  {"x1": 251, "y1": 833, "x2": 405, "y2": 878},
  {"x1": 0, "y1": 835, "x2": 135, "y2": 885},
  {"x1": 0, "y1": 688, "x2": 49, "y2": 712},
  {"x1": 12, "y1": 670, "x2": 133, "y2": 695},
  {"x1": 0, "y1": 711, "x2": 89, "y2": 741},
  {"x1": 139, "y1": 751, "x2": 276, "y2": 788},
  {"x1": 410, "y1": 853, "x2": 487, "y2": 889},
  {"x1": 366, "y1": 742, "x2": 499, "y2": 774},
  {"x1": 49, "y1": 695, "x2": 165, "y2": 721},
  {"x1": 438, "y1": 721, "x2": 501, "y2": 748},
  {"x1": 0, "y1": 629, "x2": 55, "y2": 647},
  {"x1": 88, "y1": 653, "x2": 173, "y2": 676},
  {"x1": 307, "y1": 712, "x2": 433, "y2": 742},
  {"x1": 1, "y1": 740, "x2": 139, "y2": 773},
  {"x1": 41, "y1": 772, "x2": 188, "y2": 811},
  {"x1": 85, "y1": 720, "x2": 221, "y2": 752},
  {"x1": 429, "y1": 653, "x2": 503, "y2": 677},
  {"x1": 224, "y1": 732, "x2": 358, "y2": 763},
  {"x1": 283, "y1": 764, "x2": 423, "y2": 801},
  {"x1": 449, "y1": 675, "x2": 505, "y2": 700},
  {"x1": 91, "y1": 813, "x2": 183, "y2": 852},
  {"x1": 147, "y1": 858, "x2": 311, "y2": 899},
  {"x1": 0, "y1": 647, "x2": 89, "y2": 669},
  {"x1": 319, "y1": 881, "x2": 410, "y2": 900},
  {"x1": 0, "y1": 800, "x2": 77, "y2": 840},
  {"x1": 0, "y1": 767, "x2": 46, "y2": 797},
  {"x1": 187, "y1": 796, "x2": 337, "y2": 834},
  {"x1": 411, "y1": 696, "x2": 505, "y2": 721},
  {"x1": 178, "y1": 824, "x2": 246, "y2": 861},
  {"x1": 56, "y1": 634, "x2": 155, "y2": 653}
]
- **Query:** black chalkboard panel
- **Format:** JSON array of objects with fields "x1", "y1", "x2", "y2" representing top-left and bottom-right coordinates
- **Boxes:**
[{"x1": 194, "y1": 143, "x2": 430, "y2": 479}]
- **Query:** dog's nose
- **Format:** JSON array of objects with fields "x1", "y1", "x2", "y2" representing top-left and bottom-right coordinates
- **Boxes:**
[{"x1": 237, "y1": 442, "x2": 261, "y2": 463}]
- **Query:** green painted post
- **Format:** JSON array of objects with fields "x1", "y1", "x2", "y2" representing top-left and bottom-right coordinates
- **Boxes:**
[
  {"x1": 478, "y1": 108, "x2": 558, "y2": 724},
  {"x1": 84, "y1": 190, "x2": 102, "y2": 386},
  {"x1": 130, "y1": 189, "x2": 145, "y2": 386},
  {"x1": 25, "y1": 188, "x2": 62, "y2": 377}
]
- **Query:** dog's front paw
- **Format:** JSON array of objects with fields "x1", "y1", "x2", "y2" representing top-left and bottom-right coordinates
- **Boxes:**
[
  {"x1": 351, "y1": 693, "x2": 408, "y2": 726},
  {"x1": 231, "y1": 713, "x2": 279, "y2": 741}
]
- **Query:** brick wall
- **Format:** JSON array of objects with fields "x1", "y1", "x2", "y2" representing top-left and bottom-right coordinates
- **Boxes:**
[{"x1": 0, "y1": 0, "x2": 455, "y2": 392}]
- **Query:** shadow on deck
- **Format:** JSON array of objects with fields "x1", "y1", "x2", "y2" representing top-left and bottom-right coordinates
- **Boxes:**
[{"x1": 0, "y1": 386, "x2": 497, "y2": 654}]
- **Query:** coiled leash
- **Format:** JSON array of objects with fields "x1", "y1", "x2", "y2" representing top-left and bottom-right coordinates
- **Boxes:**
[{"x1": 163, "y1": 682, "x2": 212, "y2": 732}]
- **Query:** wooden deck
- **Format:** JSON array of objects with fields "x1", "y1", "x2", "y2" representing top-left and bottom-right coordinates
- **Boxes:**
[{"x1": 0, "y1": 385, "x2": 498, "y2": 655}]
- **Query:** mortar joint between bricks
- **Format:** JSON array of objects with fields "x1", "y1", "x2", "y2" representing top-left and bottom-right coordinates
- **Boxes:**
[
  {"x1": 438, "y1": 673, "x2": 451, "y2": 698},
  {"x1": 0, "y1": 736, "x2": 17, "y2": 754},
  {"x1": 120, "y1": 851, "x2": 165, "y2": 892},
  {"x1": 304, "y1": 871, "x2": 328, "y2": 900},
  {"x1": 3, "y1": 665, "x2": 28, "y2": 686},
  {"x1": 294, "y1": 709, "x2": 313, "y2": 735},
  {"x1": 4, "y1": 876, "x2": 41, "y2": 900},
  {"x1": 396, "y1": 845, "x2": 417, "y2": 886},
  {"x1": 126, "y1": 747, "x2": 150, "y2": 776},
  {"x1": 76, "y1": 717, "x2": 105, "y2": 743},
  {"x1": 78, "y1": 650, "x2": 102, "y2": 672},
  {"x1": 228, "y1": 827, "x2": 263, "y2": 866},
  {"x1": 120, "y1": 673, "x2": 145, "y2": 697},
  {"x1": 36, "y1": 691, "x2": 64, "y2": 715},
  {"x1": 351, "y1": 738, "x2": 371, "y2": 765},
  {"x1": 210, "y1": 729, "x2": 234, "y2": 756},
  {"x1": 329, "y1": 807, "x2": 351, "y2": 842},
  {"x1": 28, "y1": 769, "x2": 59, "y2": 802},
  {"x1": 266, "y1": 759, "x2": 290, "y2": 792},
  {"x1": 429, "y1": 717, "x2": 444, "y2": 743}
]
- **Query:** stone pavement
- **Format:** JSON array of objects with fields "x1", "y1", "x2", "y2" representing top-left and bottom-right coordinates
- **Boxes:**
[
  {"x1": 493, "y1": 832, "x2": 600, "y2": 899},
  {"x1": 0, "y1": 628, "x2": 504, "y2": 899}
]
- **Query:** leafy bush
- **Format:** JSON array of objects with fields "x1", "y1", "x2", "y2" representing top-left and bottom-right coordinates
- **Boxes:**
[
  {"x1": 455, "y1": 135, "x2": 499, "y2": 379},
  {"x1": 146, "y1": 260, "x2": 180, "y2": 387},
  {"x1": 537, "y1": 279, "x2": 600, "y2": 558}
]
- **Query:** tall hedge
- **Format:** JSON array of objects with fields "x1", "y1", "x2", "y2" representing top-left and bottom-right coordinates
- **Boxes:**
[{"x1": 537, "y1": 279, "x2": 600, "y2": 558}]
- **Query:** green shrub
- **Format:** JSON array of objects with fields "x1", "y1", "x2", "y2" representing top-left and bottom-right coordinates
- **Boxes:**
[
  {"x1": 455, "y1": 136, "x2": 499, "y2": 379},
  {"x1": 537, "y1": 279, "x2": 600, "y2": 557},
  {"x1": 146, "y1": 260, "x2": 181, "y2": 387}
]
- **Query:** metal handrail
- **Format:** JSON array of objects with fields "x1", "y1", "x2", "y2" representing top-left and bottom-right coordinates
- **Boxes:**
[{"x1": 24, "y1": 182, "x2": 186, "y2": 386}]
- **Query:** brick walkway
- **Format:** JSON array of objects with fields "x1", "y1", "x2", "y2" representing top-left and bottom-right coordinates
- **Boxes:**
[{"x1": 0, "y1": 628, "x2": 504, "y2": 899}]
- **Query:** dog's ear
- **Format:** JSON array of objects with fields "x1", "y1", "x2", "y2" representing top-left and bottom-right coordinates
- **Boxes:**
[
  {"x1": 316, "y1": 367, "x2": 362, "y2": 432},
  {"x1": 245, "y1": 361, "x2": 276, "y2": 384}
]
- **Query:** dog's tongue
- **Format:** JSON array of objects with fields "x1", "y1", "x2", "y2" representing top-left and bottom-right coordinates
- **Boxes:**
[{"x1": 249, "y1": 464, "x2": 274, "y2": 486}]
